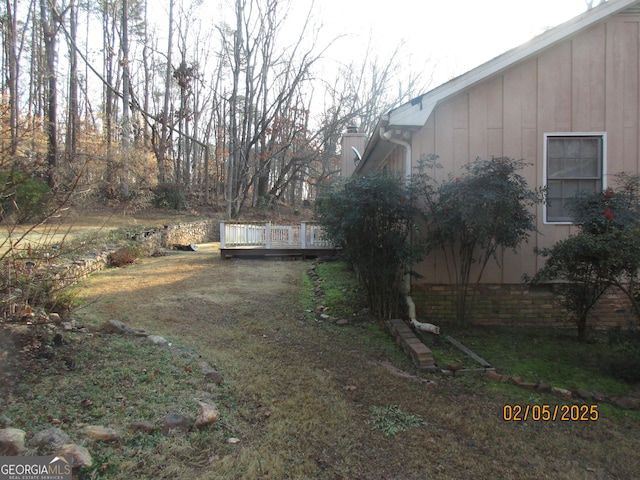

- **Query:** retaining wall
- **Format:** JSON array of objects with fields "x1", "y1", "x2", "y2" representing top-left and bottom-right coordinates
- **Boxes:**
[
  {"x1": 136, "y1": 220, "x2": 219, "y2": 255},
  {"x1": 56, "y1": 219, "x2": 220, "y2": 286}
]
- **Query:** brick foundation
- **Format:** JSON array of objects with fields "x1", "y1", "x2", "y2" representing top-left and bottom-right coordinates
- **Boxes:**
[{"x1": 411, "y1": 283, "x2": 637, "y2": 329}]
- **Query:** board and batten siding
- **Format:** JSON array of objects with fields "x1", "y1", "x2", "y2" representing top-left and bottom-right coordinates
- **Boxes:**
[{"x1": 411, "y1": 12, "x2": 640, "y2": 286}]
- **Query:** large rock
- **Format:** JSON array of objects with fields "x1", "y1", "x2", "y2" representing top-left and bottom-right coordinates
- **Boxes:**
[
  {"x1": 574, "y1": 388, "x2": 593, "y2": 400},
  {"x1": 551, "y1": 387, "x2": 572, "y2": 400},
  {"x1": 30, "y1": 427, "x2": 70, "y2": 454},
  {"x1": 611, "y1": 396, "x2": 640, "y2": 410},
  {"x1": 0, "y1": 428, "x2": 26, "y2": 455},
  {"x1": 56, "y1": 444, "x2": 92, "y2": 468},
  {"x1": 147, "y1": 335, "x2": 169, "y2": 346},
  {"x1": 102, "y1": 320, "x2": 129, "y2": 334},
  {"x1": 81, "y1": 425, "x2": 121, "y2": 442},
  {"x1": 194, "y1": 400, "x2": 220, "y2": 428},
  {"x1": 158, "y1": 414, "x2": 192, "y2": 434}
]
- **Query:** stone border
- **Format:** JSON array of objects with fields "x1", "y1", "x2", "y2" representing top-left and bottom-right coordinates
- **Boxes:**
[{"x1": 483, "y1": 370, "x2": 640, "y2": 410}]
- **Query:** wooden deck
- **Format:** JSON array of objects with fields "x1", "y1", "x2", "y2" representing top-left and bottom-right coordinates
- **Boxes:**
[{"x1": 219, "y1": 222, "x2": 339, "y2": 259}]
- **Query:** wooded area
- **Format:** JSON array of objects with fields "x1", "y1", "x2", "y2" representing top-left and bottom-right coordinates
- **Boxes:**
[{"x1": 0, "y1": 0, "x2": 429, "y2": 218}]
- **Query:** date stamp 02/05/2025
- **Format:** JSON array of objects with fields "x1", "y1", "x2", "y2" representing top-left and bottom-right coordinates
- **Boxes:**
[{"x1": 502, "y1": 404, "x2": 600, "y2": 422}]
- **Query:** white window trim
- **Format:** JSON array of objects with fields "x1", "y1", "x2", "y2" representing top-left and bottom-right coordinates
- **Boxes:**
[{"x1": 543, "y1": 132, "x2": 608, "y2": 225}]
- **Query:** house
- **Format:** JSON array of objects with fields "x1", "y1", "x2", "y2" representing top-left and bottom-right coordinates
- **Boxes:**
[{"x1": 341, "y1": 0, "x2": 640, "y2": 327}]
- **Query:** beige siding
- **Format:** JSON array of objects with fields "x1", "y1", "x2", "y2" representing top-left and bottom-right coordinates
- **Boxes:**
[
  {"x1": 412, "y1": 13, "x2": 640, "y2": 286},
  {"x1": 381, "y1": 145, "x2": 404, "y2": 173}
]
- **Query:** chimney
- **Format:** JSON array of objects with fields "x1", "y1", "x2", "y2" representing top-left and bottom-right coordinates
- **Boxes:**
[{"x1": 340, "y1": 125, "x2": 366, "y2": 177}]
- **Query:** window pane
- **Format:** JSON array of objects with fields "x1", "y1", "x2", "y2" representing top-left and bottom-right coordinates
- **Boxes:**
[
  {"x1": 547, "y1": 201, "x2": 566, "y2": 221},
  {"x1": 547, "y1": 139, "x2": 564, "y2": 158},
  {"x1": 563, "y1": 158, "x2": 583, "y2": 177},
  {"x1": 563, "y1": 179, "x2": 581, "y2": 198},
  {"x1": 580, "y1": 138, "x2": 599, "y2": 159},
  {"x1": 548, "y1": 158, "x2": 563, "y2": 178},
  {"x1": 565, "y1": 139, "x2": 581, "y2": 159},
  {"x1": 547, "y1": 179, "x2": 562, "y2": 198}
]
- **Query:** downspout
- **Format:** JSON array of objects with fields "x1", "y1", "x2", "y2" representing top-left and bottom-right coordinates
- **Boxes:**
[{"x1": 379, "y1": 127, "x2": 440, "y2": 334}]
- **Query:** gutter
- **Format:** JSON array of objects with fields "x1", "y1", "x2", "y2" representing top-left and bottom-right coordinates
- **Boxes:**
[{"x1": 379, "y1": 127, "x2": 440, "y2": 335}]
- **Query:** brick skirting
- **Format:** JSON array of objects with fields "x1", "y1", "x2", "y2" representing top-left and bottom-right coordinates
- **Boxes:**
[{"x1": 411, "y1": 283, "x2": 637, "y2": 329}]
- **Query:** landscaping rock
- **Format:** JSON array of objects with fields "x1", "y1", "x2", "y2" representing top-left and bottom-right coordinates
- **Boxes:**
[
  {"x1": 551, "y1": 387, "x2": 572, "y2": 400},
  {"x1": 158, "y1": 414, "x2": 192, "y2": 434},
  {"x1": 48, "y1": 313, "x2": 62, "y2": 324},
  {"x1": 81, "y1": 425, "x2": 121, "y2": 442},
  {"x1": 509, "y1": 376, "x2": 523, "y2": 386},
  {"x1": 102, "y1": 320, "x2": 128, "y2": 334},
  {"x1": 194, "y1": 400, "x2": 220, "y2": 428},
  {"x1": 30, "y1": 427, "x2": 71, "y2": 454},
  {"x1": 147, "y1": 335, "x2": 170, "y2": 345},
  {"x1": 56, "y1": 444, "x2": 92, "y2": 468},
  {"x1": 335, "y1": 319, "x2": 350, "y2": 326},
  {"x1": 203, "y1": 383, "x2": 219, "y2": 393},
  {"x1": 575, "y1": 388, "x2": 593, "y2": 400},
  {"x1": 593, "y1": 392, "x2": 608, "y2": 402},
  {"x1": 518, "y1": 381, "x2": 538, "y2": 389},
  {"x1": 536, "y1": 382, "x2": 551, "y2": 393},
  {"x1": 0, "y1": 428, "x2": 26, "y2": 455},
  {"x1": 447, "y1": 364, "x2": 464, "y2": 374},
  {"x1": 484, "y1": 371, "x2": 506, "y2": 382},
  {"x1": 611, "y1": 396, "x2": 640, "y2": 410}
]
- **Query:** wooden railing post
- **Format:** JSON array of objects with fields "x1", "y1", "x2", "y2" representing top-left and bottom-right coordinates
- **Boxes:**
[
  {"x1": 220, "y1": 222, "x2": 226, "y2": 248},
  {"x1": 301, "y1": 222, "x2": 306, "y2": 249},
  {"x1": 266, "y1": 222, "x2": 272, "y2": 249}
]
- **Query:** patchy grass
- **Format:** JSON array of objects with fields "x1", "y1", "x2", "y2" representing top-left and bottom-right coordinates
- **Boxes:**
[
  {"x1": 448, "y1": 325, "x2": 639, "y2": 394},
  {"x1": 421, "y1": 324, "x2": 640, "y2": 421},
  {"x1": 4, "y1": 246, "x2": 640, "y2": 479},
  {"x1": 0, "y1": 328, "x2": 239, "y2": 478},
  {"x1": 314, "y1": 261, "x2": 367, "y2": 320}
]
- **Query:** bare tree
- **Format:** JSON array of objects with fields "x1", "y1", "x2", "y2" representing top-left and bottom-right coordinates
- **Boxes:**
[
  {"x1": 40, "y1": 0, "x2": 60, "y2": 188},
  {"x1": 65, "y1": 0, "x2": 78, "y2": 162},
  {"x1": 155, "y1": 0, "x2": 174, "y2": 185},
  {"x1": 120, "y1": 0, "x2": 131, "y2": 197},
  {"x1": 2, "y1": 0, "x2": 21, "y2": 156},
  {"x1": 216, "y1": 0, "x2": 332, "y2": 217}
]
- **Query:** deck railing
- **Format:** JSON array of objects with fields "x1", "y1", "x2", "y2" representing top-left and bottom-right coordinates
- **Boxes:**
[{"x1": 220, "y1": 222, "x2": 333, "y2": 249}]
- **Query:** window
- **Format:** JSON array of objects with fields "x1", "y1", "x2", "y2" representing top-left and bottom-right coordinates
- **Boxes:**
[{"x1": 544, "y1": 133, "x2": 605, "y2": 223}]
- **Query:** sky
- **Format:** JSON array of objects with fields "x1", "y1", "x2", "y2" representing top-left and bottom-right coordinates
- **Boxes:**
[
  {"x1": 312, "y1": 0, "x2": 590, "y2": 86},
  {"x1": 146, "y1": 0, "x2": 592, "y2": 100}
]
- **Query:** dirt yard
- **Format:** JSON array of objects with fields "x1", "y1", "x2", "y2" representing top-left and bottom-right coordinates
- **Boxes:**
[{"x1": 66, "y1": 242, "x2": 640, "y2": 479}]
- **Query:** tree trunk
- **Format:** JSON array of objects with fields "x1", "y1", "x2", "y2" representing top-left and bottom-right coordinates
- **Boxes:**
[
  {"x1": 121, "y1": 0, "x2": 130, "y2": 198},
  {"x1": 3, "y1": 0, "x2": 19, "y2": 156},
  {"x1": 159, "y1": 0, "x2": 174, "y2": 184},
  {"x1": 41, "y1": 0, "x2": 57, "y2": 188},
  {"x1": 65, "y1": 0, "x2": 79, "y2": 177},
  {"x1": 142, "y1": 0, "x2": 150, "y2": 147}
]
